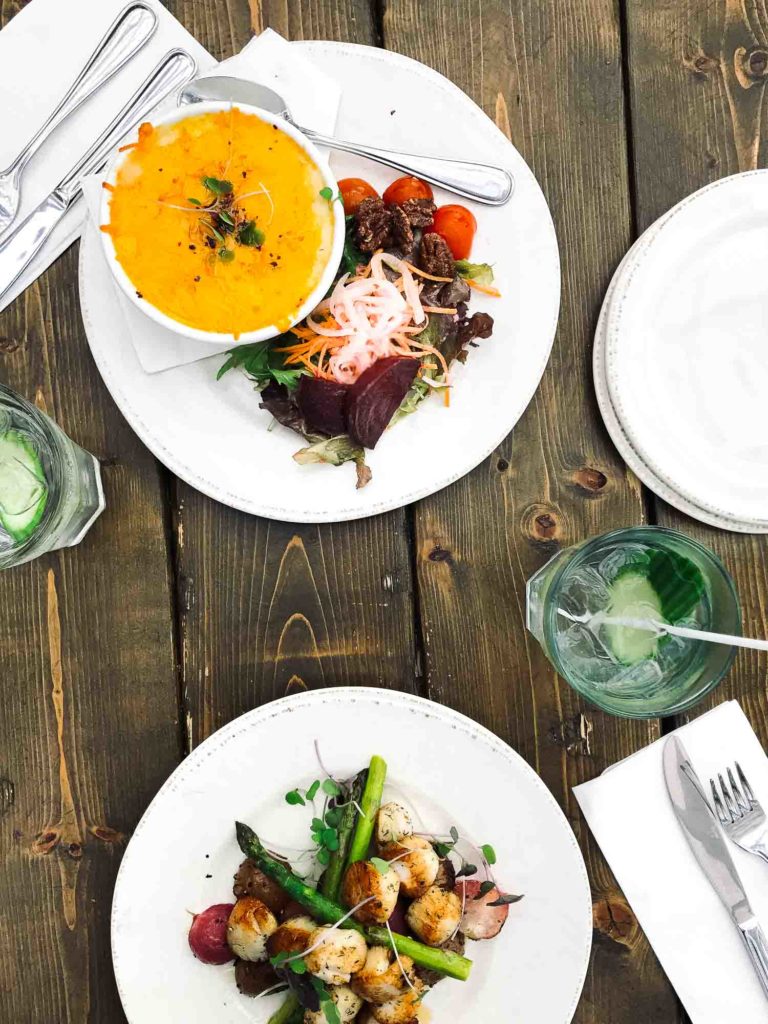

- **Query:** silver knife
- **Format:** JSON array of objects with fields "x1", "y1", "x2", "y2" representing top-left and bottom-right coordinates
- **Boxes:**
[
  {"x1": 0, "y1": 48, "x2": 197, "y2": 306},
  {"x1": 663, "y1": 734, "x2": 768, "y2": 999}
]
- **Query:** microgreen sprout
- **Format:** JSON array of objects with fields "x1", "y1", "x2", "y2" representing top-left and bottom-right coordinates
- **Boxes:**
[{"x1": 371, "y1": 856, "x2": 392, "y2": 875}]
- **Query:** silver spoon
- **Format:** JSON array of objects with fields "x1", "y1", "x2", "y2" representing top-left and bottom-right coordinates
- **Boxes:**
[
  {"x1": 0, "y1": 2, "x2": 158, "y2": 241},
  {"x1": 180, "y1": 76, "x2": 514, "y2": 206}
]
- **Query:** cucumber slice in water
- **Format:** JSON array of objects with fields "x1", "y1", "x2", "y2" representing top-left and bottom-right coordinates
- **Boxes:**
[
  {"x1": 0, "y1": 430, "x2": 48, "y2": 543},
  {"x1": 647, "y1": 548, "x2": 705, "y2": 622},
  {"x1": 604, "y1": 571, "x2": 663, "y2": 665}
]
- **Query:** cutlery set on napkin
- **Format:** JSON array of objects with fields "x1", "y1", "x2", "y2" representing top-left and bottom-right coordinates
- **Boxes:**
[{"x1": 576, "y1": 701, "x2": 768, "y2": 1022}]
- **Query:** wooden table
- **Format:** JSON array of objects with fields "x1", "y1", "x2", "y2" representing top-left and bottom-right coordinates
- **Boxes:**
[{"x1": 1, "y1": 0, "x2": 767, "y2": 1019}]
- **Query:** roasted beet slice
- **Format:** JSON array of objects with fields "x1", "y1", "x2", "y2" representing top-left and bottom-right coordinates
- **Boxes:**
[
  {"x1": 346, "y1": 357, "x2": 419, "y2": 449},
  {"x1": 296, "y1": 375, "x2": 350, "y2": 436}
]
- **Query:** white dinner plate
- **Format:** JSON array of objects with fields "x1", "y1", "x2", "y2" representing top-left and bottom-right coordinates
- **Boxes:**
[
  {"x1": 604, "y1": 171, "x2": 768, "y2": 529},
  {"x1": 111, "y1": 688, "x2": 592, "y2": 1023},
  {"x1": 79, "y1": 41, "x2": 560, "y2": 522},
  {"x1": 593, "y1": 215, "x2": 768, "y2": 533}
]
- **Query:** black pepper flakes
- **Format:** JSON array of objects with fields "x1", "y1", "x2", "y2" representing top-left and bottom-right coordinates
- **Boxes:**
[
  {"x1": 136, "y1": 291, "x2": 143, "y2": 299},
  {"x1": 189, "y1": 244, "x2": 196, "y2": 251},
  {"x1": 194, "y1": 276, "x2": 201, "y2": 282},
  {"x1": 270, "y1": 261, "x2": 278, "y2": 268}
]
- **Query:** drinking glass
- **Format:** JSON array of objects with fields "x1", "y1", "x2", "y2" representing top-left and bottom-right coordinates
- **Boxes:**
[
  {"x1": 0, "y1": 383, "x2": 105, "y2": 569},
  {"x1": 526, "y1": 526, "x2": 740, "y2": 717}
]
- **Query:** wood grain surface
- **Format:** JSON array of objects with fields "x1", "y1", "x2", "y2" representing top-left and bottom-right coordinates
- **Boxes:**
[
  {"x1": 0, "y1": 191, "x2": 179, "y2": 1017},
  {"x1": 0, "y1": 0, "x2": 765, "y2": 1020},
  {"x1": 383, "y1": 2, "x2": 678, "y2": 1020}
]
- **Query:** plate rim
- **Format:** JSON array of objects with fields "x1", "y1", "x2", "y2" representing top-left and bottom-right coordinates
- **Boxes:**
[
  {"x1": 602, "y1": 168, "x2": 768, "y2": 527},
  {"x1": 111, "y1": 686, "x2": 593, "y2": 1024},
  {"x1": 593, "y1": 217, "x2": 768, "y2": 534},
  {"x1": 78, "y1": 38, "x2": 561, "y2": 523}
]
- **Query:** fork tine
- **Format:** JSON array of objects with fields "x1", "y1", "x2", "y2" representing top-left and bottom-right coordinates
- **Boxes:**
[
  {"x1": 736, "y1": 762, "x2": 756, "y2": 806},
  {"x1": 711, "y1": 778, "x2": 729, "y2": 825},
  {"x1": 728, "y1": 767, "x2": 749, "y2": 815},
  {"x1": 719, "y1": 772, "x2": 739, "y2": 821}
]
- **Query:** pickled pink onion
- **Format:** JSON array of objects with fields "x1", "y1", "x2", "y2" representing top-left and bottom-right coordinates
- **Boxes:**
[{"x1": 307, "y1": 254, "x2": 428, "y2": 384}]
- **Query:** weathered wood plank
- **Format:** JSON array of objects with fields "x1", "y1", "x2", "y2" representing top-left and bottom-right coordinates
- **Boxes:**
[
  {"x1": 163, "y1": 0, "x2": 417, "y2": 751},
  {"x1": 623, "y1": 0, "x2": 768, "y2": 735},
  {"x1": 383, "y1": 2, "x2": 679, "y2": 1020},
  {"x1": 0, "y1": 86, "x2": 178, "y2": 1024}
]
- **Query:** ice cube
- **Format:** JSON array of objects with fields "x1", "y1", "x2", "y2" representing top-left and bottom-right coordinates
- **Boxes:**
[
  {"x1": 608, "y1": 657, "x2": 665, "y2": 695},
  {"x1": 559, "y1": 566, "x2": 611, "y2": 617},
  {"x1": 597, "y1": 544, "x2": 650, "y2": 583}
]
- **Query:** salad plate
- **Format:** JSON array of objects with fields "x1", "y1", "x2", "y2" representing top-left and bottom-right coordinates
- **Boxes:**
[
  {"x1": 111, "y1": 688, "x2": 592, "y2": 1023},
  {"x1": 603, "y1": 171, "x2": 768, "y2": 531},
  {"x1": 78, "y1": 41, "x2": 560, "y2": 522},
  {"x1": 593, "y1": 225, "x2": 768, "y2": 534}
]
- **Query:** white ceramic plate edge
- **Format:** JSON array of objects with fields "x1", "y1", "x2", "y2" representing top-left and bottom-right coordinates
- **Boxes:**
[
  {"x1": 602, "y1": 170, "x2": 768, "y2": 528},
  {"x1": 593, "y1": 225, "x2": 768, "y2": 534}
]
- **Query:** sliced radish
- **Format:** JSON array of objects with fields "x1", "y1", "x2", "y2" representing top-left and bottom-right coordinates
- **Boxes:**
[
  {"x1": 454, "y1": 881, "x2": 509, "y2": 940},
  {"x1": 188, "y1": 903, "x2": 236, "y2": 964}
]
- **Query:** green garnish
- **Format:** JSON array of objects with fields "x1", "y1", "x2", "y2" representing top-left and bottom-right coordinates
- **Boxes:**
[
  {"x1": 481, "y1": 843, "x2": 497, "y2": 865},
  {"x1": 218, "y1": 210, "x2": 235, "y2": 227},
  {"x1": 322, "y1": 779, "x2": 342, "y2": 797},
  {"x1": 310, "y1": 978, "x2": 342, "y2": 1024},
  {"x1": 202, "y1": 175, "x2": 233, "y2": 196},
  {"x1": 455, "y1": 863, "x2": 477, "y2": 878},
  {"x1": 306, "y1": 780, "x2": 321, "y2": 801},
  {"x1": 216, "y1": 338, "x2": 304, "y2": 390},
  {"x1": 285, "y1": 789, "x2": 305, "y2": 806},
  {"x1": 371, "y1": 857, "x2": 392, "y2": 875},
  {"x1": 319, "y1": 186, "x2": 334, "y2": 201},
  {"x1": 475, "y1": 880, "x2": 496, "y2": 899},
  {"x1": 238, "y1": 220, "x2": 265, "y2": 247},
  {"x1": 187, "y1": 197, "x2": 202, "y2": 207},
  {"x1": 455, "y1": 259, "x2": 494, "y2": 286},
  {"x1": 218, "y1": 247, "x2": 235, "y2": 262}
]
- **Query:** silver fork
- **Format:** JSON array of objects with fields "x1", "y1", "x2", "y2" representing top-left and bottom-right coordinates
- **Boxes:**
[
  {"x1": 710, "y1": 763, "x2": 768, "y2": 862},
  {"x1": 0, "y1": 2, "x2": 157, "y2": 240}
]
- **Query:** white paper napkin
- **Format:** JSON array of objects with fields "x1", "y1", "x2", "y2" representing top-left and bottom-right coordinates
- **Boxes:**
[
  {"x1": 0, "y1": 0, "x2": 213, "y2": 313},
  {"x1": 574, "y1": 700, "x2": 768, "y2": 1023},
  {"x1": 81, "y1": 28, "x2": 342, "y2": 373}
]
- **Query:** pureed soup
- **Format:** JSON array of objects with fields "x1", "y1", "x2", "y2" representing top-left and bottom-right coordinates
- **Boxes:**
[{"x1": 102, "y1": 108, "x2": 335, "y2": 336}]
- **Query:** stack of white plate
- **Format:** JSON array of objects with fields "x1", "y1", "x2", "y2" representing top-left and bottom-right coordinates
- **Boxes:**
[{"x1": 594, "y1": 170, "x2": 768, "y2": 533}]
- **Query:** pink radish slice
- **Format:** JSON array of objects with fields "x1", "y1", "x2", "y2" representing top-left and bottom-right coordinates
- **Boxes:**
[
  {"x1": 454, "y1": 881, "x2": 509, "y2": 940},
  {"x1": 189, "y1": 903, "x2": 236, "y2": 964}
]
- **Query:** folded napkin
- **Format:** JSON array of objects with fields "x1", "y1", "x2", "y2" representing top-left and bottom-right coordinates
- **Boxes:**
[
  {"x1": 0, "y1": 0, "x2": 212, "y2": 313},
  {"x1": 574, "y1": 700, "x2": 768, "y2": 1023},
  {"x1": 81, "y1": 29, "x2": 342, "y2": 373}
]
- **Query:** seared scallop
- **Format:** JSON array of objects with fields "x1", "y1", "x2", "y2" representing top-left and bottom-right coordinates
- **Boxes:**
[
  {"x1": 304, "y1": 984, "x2": 363, "y2": 1023},
  {"x1": 406, "y1": 885, "x2": 462, "y2": 947},
  {"x1": 351, "y1": 945, "x2": 417, "y2": 1004},
  {"x1": 379, "y1": 837, "x2": 439, "y2": 898},
  {"x1": 227, "y1": 897, "x2": 278, "y2": 962},
  {"x1": 266, "y1": 915, "x2": 316, "y2": 958},
  {"x1": 304, "y1": 925, "x2": 368, "y2": 985},
  {"x1": 369, "y1": 980, "x2": 426, "y2": 1024},
  {"x1": 342, "y1": 861, "x2": 400, "y2": 924},
  {"x1": 375, "y1": 802, "x2": 414, "y2": 847}
]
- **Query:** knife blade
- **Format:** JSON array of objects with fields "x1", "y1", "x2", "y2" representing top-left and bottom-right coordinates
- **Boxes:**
[
  {"x1": 0, "y1": 48, "x2": 196, "y2": 307},
  {"x1": 663, "y1": 734, "x2": 768, "y2": 999},
  {"x1": 0, "y1": 191, "x2": 69, "y2": 305}
]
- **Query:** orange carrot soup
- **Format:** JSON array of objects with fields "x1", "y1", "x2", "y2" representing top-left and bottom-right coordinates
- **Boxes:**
[{"x1": 104, "y1": 108, "x2": 335, "y2": 335}]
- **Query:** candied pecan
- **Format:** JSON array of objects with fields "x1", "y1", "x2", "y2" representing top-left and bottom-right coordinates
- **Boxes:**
[
  {"x1": 401, "y1": 197, "x2": 436, "y2": 227},
  {"x1": 418, "y1": 232, "x2": 454, "y2": 278},
  {"x1": 390, "y1": 204, "x2": 414, "y2": 250},
  {"x1": 457, "y1": 311, "x2": 494, "y2": 348},
  {"x1": 355, "y1": 197, "x2": 392, "y2": 252}
]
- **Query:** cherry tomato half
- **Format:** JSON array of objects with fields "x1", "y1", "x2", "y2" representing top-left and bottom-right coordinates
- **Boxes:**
[
  {"x1": 430, "y1": 204, "x2": 477, "y2": 260},
  {"x1": 338, "y1": 178, "x2": 379, "y2": 215},
  {"x1": 382, "y1": 176, "x2": 434, "y2": 206}
]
